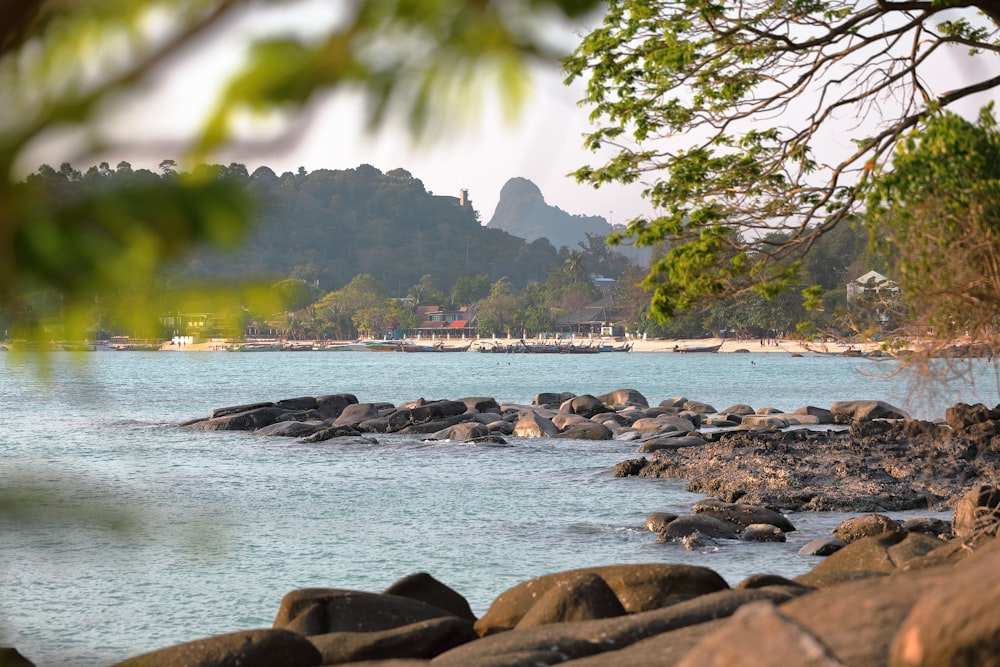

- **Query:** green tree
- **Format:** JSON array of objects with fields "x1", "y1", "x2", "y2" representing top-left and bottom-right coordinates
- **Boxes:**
[
  {"x1": 449, "y1": 274, "x2": 491, "y2": 307},
  {"x1": 864, "y1": 107, "x2": 1000, "y2": 347},
  {"x1": 2, "y1": 0, "x2": 605, "y2": 341},
  {"x1": 564, "y1": 0, "x2": 1000, "y2": 322}
]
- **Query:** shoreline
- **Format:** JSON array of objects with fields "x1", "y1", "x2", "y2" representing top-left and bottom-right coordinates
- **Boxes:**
[{"x1": 158, "y1": 336, "x2": 881, "y2": 355}]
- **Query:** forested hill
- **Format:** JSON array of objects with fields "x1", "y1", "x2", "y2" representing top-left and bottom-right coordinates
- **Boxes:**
[{"x1": 24, "y1": 161, "x2": 599, "y2": 295}]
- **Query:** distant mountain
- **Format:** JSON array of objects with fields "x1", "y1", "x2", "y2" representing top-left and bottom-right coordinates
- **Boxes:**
[{"x1": 486, "y1": 178, "x2": 611, "y2": 250}]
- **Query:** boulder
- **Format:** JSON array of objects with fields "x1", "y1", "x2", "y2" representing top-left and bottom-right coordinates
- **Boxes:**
[
  {"x1": 945, "y1": 401, "x2": 996, "y2": 431},
  {"x1": 473, "y1": 563, "x2": 729, "y2": 636},
  {"x1": 275, "y1": 396, "x2": 318, "y2": 411},
  {"x1": 637, "y1": 435, "x2": 706, "y2": 452},
  {"x1": 273, "y1": 589, "x2": 456, "y2": 635},
  {"x1": 533, "y1": 392, "x2": 575, "y2": 407},
  {"x1": 397, "y1": 415, "x2": 468, "y2": 435},
  {"x1": 631, "y1": 415, "x2": 696, "y2": 434},
  {"x1": 209, "y1": 402, "x2": 275, "y2": 419},
  {"x1": 512, "y1": 411, "x2": 559, "y2": 438},
  {"x1": 720, "y1": 404, "x2": 755, "y2": 416},
  {"x1": 798, "y1": 537, "x2": 847, "y2": 557},
  {"x1": 553, "y1": 422, "x2": 613, "y2": 440},
  {"x1": 307, "y1": 617, "x2": 476, "y2": 664},
  {"x1": 430, "y1": 422, "x2": 489, "y2": 441},
  {"x1": 793, "y1": 405, "x2": 836, "y2": 424},
  {"x1": 513, "y1": 572, "x2": 626, "y2": 629},
  {"x1": 833, "y1": 514, "x2": 904, "y2": 543},
  {"x1": 741, "y1": 524, "x2": 786, "y2": 542},
  {"x1": 597, "y1": 388, "x2": 649, "y2": 408},
  {"x1": 830, "y1": 400, "x2": 910, "y2": 421},
  {"x1": 952, "y1": 484, "x2": 1000, "y2": 539},
  {"x1": 682, "y1": 400, "x2": 717, "y2": 414},
  {"x1": 458, "y1": 397, "x2": 501, "y2": 413},
  {"x1": 334, "y1": 403, "x2": 381, "y2": 427},
  {"x1": 109, "y1": 629, "x2": 321, "y2": 667},
  {"x1": 739, "y1": 414, "x2": 788, "y2": 428},
  {"x1": 408, "y1": 400, "x2": 468, "y2": 423},
  {"x1": 315, "y1": 394, "x2": 358, "y2": 420},
  {"x1": 794, "y1": 531, "x2": 941, "y2": 587},
  {"x1": 693, "y1": 498, "x2": 796, "y2": 532},
  {"x1": 657, "y1": 515, "x2": 741, "y2": 542},
  {"x1": 297, "y1": 425, "x2": 366, "y2": 444},
  {"x1": 445, "y1": 588, "x2": 792, "y2": 666},
  {"x1": 901, "y1": 517, "x2": 952, "y2": 538},
  {"x1": 659, "y1": 397, "x2": 688, "y2": 409},
  {"x1": 190, "y1": 407, "x2": 287, "y2": 431},
  {"x1": 251, "y1": 421, "x2": 325, "y2": 438},
  {"x1": 382, "y1": 572, "x2": 476, "y2": 622},
  {"x1": 644, "y1": 512, "x2": 679, "y2": 532},
  {"x1": 558, "y1": 394, "x2": 612, "y2": 418}
]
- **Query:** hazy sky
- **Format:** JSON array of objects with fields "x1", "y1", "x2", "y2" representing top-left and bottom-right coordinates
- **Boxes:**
[{"x1": 65, "y1": 2, "x2": 655, "y2": 227}]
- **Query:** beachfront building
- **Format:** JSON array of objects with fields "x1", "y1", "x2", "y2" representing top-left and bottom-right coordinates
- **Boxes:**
[{"x1": 412, "y1": 305, "x2": 477, "y2": 339}]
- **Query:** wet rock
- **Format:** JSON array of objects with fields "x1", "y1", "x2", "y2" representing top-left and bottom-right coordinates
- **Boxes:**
[
  {"x1": 793, "y1": 405, "x2": 836, "y2": 423},
  {"x1": 533, "y1": 392, "x2": 575, "y2": 407},
  {"x1": 275, "y1": 396, "x2": 318, "y2": 411},
  {"x1": 741, "y1": 524, "x2": 786, "y2": 542},
  {"x1": 334, "y1": 403, "x2": 381, "y2": 427},
  {"x1": 830, "y1": 399, "x2": 910, "y2": 421},
  {"x1": 553, "y1": 422, "x2": 613, "y2": 440},
  {"x1": 683, "y1": 400, "x2": 716, "y2": 414},
  {"x1": 637, "y1": 435, "x2": 706, "y2": 452},
  {"x1": 429, "y1": 422, "x2": 489, "y2": 441},
  {"x1": 458, "y1": 397, "x2": 500, "y2": 413},
  {"x1": 657, "y1": 514, "x2": 741, "y2": 542},
  {"x1": 692, "y1": 498, "x2": 796, "y2": 532},
  {"x1": 644, "y1": 512, "x2": 679, "y2": 532},
  {"x1": 252, "y1": 421, "x2": 325, "y2": 438},
  {"x1": 901, "y1": 517, "x2": 953, "y2": 539},
  {"x1": 798, "y1": 537, "x2": 847, "y2": 557},
  {"x1": 315, "y1": 394, "x2": 358, "y2": 420},
  {"x1": 558, "y1": 395, "x2": 612, "y2": 418}
]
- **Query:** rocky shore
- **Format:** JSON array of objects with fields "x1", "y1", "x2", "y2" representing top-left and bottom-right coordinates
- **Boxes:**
[{"x1": 9, "y1": 389, "x2": 1000, "y2": 665}]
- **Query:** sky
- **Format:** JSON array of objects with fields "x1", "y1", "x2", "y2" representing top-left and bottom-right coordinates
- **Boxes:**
[{"x1": 36, "y1": 2, "x2": 656, "y2": 227}]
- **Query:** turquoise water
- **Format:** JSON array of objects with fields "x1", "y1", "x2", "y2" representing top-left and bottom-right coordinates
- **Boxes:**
[{"x1": 0, "y1": 350, "x2": 989, "y2": 666}]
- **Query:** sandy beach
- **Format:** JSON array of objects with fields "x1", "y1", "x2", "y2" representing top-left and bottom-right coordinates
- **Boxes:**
[{"x1": 159, "y1": 336, "x2": 881, "y2": 355}]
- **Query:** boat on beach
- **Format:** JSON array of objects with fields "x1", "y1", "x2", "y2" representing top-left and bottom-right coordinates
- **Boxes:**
[{"x1": 673, "y1": 341, "x2": 724, "y2": 353}]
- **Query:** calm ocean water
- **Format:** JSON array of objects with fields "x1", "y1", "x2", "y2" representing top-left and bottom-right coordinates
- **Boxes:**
[{"x1": 1, "y1": 349, "x2": 992, "y2": 666}]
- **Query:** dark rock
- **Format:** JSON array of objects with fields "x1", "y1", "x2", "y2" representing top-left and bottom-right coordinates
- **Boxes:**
[
  {"x1": 209, "y1": 402, "x2": 276, "y2": 419},
  {"x1": 190, "y1": 407, "x2": 287, "y2": 431},
  {"x1": 721, "y1": 404, "x2": 755, "y2": 416},
  {"x1": 382, "y1": 573, "x2": 476, "y2": 622},
  {"x1": 637, "y1": 435, "x2": 706, "y2": 452},
  {"x1": 553, "y1": 422, "x2": 613, "y2": 440},
  {"x1": 273, "y1": 589, "x2": 457, "y2": 635},
  {"x1": 408, "y1": 400, "x2": 467, "y2": 423},
  {"x1": 597, "y1": 388, "x2": 649, "y2": 408},
  {"x1": 252, "y1": 421, "x2": 325, "y2": 438},
  {"x1": 830, "y1": 399, "x2": 910, "y2": 421},
  {"x1": 795, "y1": 531, "x2": 909, "y2": 587},
  {"x1": 659, "y1": 397, "x2": 688, "y2": 409},
  {"x1": 833, "y1": 514, "x2": 904, "y2": 543},
  {"x1": 533, "y1": 392, "x2": 575, "y2": 407},
  {"x1": 644, "y1": 512, "x2": 679, "y2": 532},
  {"x1": 0, "y1": 648, "x2": 34, "y2": 667},
  {"x1": 473, "y1": 563, "x2": 729, "y2": 636},
  {"x1": 307, "y1": 617, "x2": 475, "y2": 664},
  {"x1": 458, "y1": 397, "x2": 501, "y2": 413},
  {"x1": 397, "y1": 415, "x2": 468, "y2": 435},
  {"x1": 952, "y1": 484, "x2": 1000, "y2": 539},
  {"x1": 334, "y1": 403, "x2": 381, "y2": 427},
  {"x1": 513, "y1": 572, "x2": 626, "y2": 629},
  {"x1": 109, "y1": 629, "x2": 321, "y2": 667},
  {"x1": 657, "y1": 515, "x2": 741, "y2": 542},
  {"x1": 275, "y1": 396, "x2": 318, "y2": 411},
  {"x1": 558, "y1": 394, "x2": 612, "y2": 418},
  {"x1": 613, "y1": 457, "x2": 648, "y2": 477},
  {"x1": 297, "y1": 425, "x2": 366, "y2": 443},
  {"x1": 683, "y1": 400, "x2": 716, "y2": 414},
  {"x1": 692, "y1": 498, "x2": 796, "y2": 532},
  {"x1": 798, "y1": 537, "x2": 847, "y2": 556},
  {"x1": 735, "y1": 573, "x2": 808, "y2": 590},
  {"x1": 793, "y1": 405, "x2": 836, "y2": 423},
  {"x1": 315, "y1": 394, "x2": 357, "y2": 420},
  {"x1": 945, "y1": 402, "x2": 996, "y2": 431},
  {"x1": 901, "y1": 517, "x2": 953, "y2": 538},
  {"x1": 741, "y1": 524, "x2": 786, "y2": 542},
  {"x1": 430, "y1": 422, "x2": 489, "y2": 441}
]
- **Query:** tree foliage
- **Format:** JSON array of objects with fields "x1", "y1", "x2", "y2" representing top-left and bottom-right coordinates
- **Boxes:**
[
  {"x1": 1, "y1": 0, "x2": 606, "y2": 340},
  {"x1": 564, "y1": 0, "x2": 1000, "y2": 321},
  {"x1": 865, "y1": 106, "x2": 1000, "y2": 349}
]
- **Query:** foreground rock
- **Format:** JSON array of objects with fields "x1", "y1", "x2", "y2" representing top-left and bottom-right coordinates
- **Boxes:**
[{"x1": 89, "y1": 487, "x2": 998, "y2": 667}]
